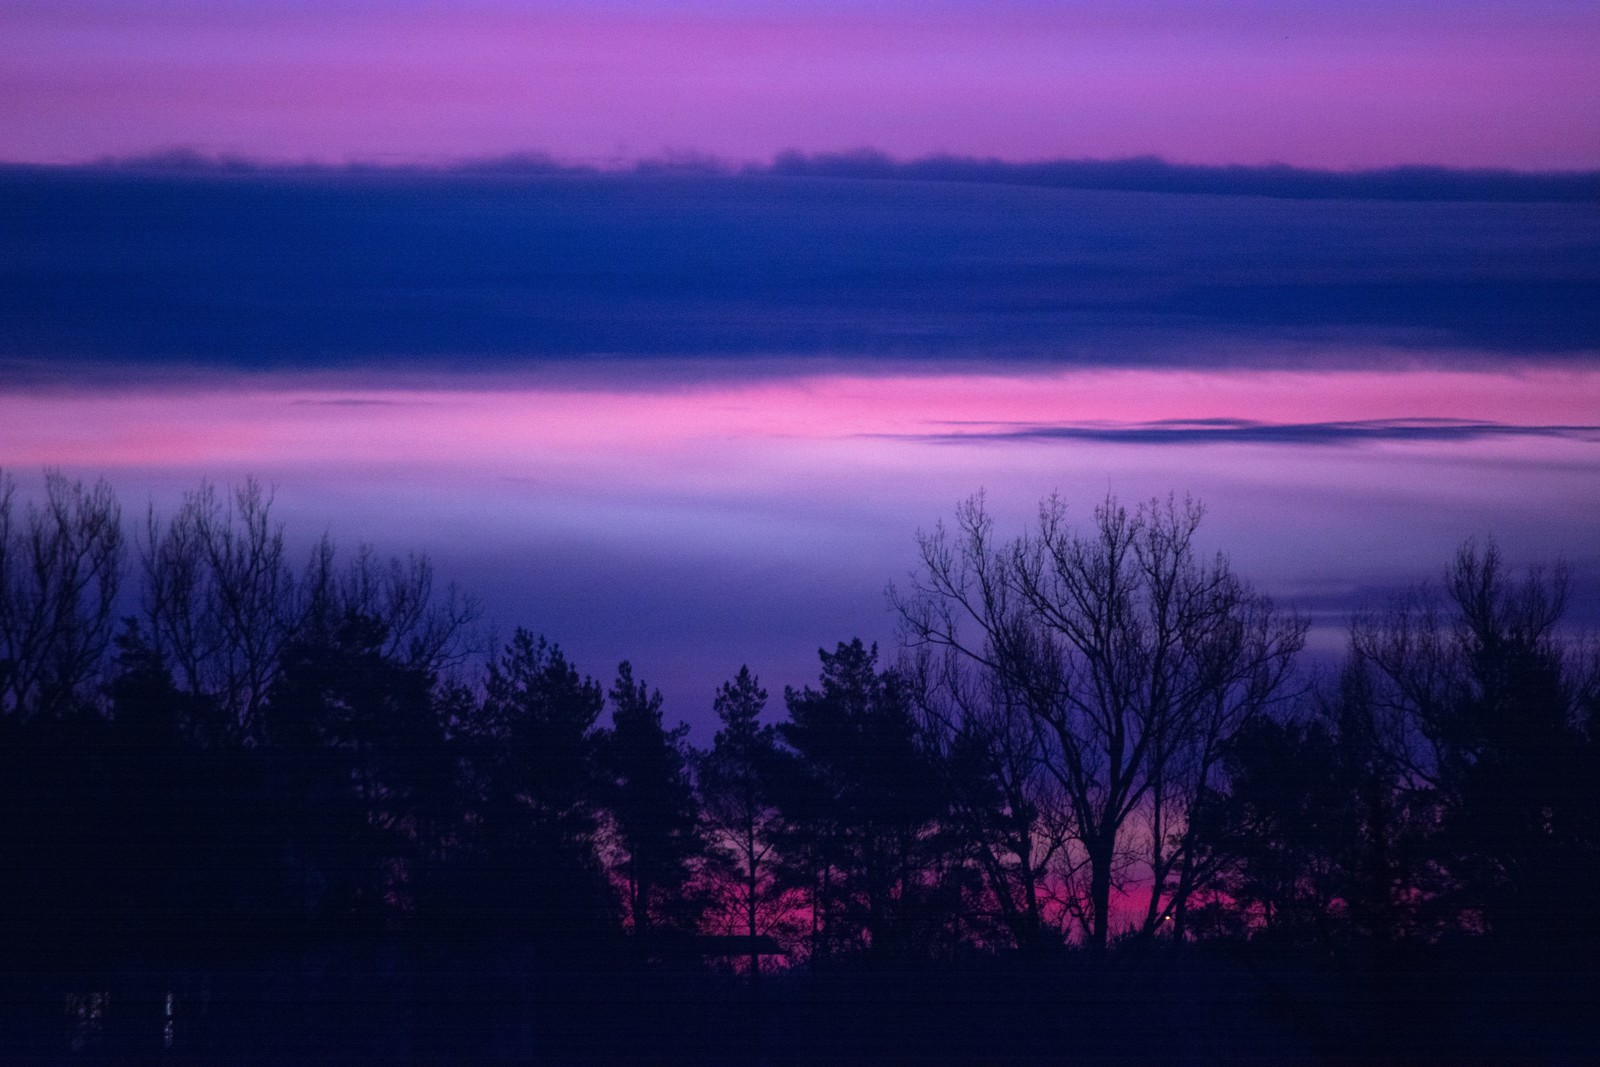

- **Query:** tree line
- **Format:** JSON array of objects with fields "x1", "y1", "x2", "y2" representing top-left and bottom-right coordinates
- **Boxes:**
[{"x1": 1, "y1": 471, "x2": 1596, "y2": 972}]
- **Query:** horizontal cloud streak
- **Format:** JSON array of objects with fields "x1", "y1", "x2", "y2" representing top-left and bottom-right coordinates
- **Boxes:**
[
  {"x1": 893, "y1": 417, "x2": 1600, "y2": 446},
  {"x1": 49, "y1": 151, "x2": 1600, "y2": 202},
  {"x1": 764, "y1": 152, "x2": 1600, "y2": 203}
]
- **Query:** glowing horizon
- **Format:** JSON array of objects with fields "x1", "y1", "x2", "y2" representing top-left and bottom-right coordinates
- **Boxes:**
[{"x1": 6, "y1": 365, "x2": 1599, "y2": 467}]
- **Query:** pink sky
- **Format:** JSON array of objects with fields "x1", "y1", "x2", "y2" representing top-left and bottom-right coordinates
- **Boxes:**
[
  {"x1": 6, "y1": 366, "x2": 1598, "y2": 469},
  {"x1": 4, "y1": 0, "x2": 1597, "y2": 168}
]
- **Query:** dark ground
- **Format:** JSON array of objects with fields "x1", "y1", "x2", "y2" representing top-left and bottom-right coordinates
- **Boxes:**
[{"x1": 3, "y1": 941, "x2": 1595, "y2": 1066}]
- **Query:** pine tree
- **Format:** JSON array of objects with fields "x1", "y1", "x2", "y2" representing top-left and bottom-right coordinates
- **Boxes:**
[
  {"x1": 699, "y1": 666, "x2": 791, "y2": 969},
  {"x1": 600, "y1": 662, "x2": 705, "y2": 940}
]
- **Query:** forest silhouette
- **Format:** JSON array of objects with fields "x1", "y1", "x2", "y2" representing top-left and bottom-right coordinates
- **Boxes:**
[{"x1": 0, "y1": 470, "x2": 1595, "y2": 1065}]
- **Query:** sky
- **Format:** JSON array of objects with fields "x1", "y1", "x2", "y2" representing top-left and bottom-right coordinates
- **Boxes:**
[
  {"x1": 3, "y1": 2, "x2": 1598, "y2": 729},
  {"x1": 4, "y1": 0, "x2": 1599, "y2": 169},
  {"x1": 3, "y1": 362, "x2": 1598, "y2": 720}
]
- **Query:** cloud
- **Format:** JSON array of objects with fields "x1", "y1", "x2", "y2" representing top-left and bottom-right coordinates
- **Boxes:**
[
  {"x1": 2, "y1": 162, "x2": 1596, "y2": 374},
  {"x1": 889, "y1": 417, "x2": 1600, "y2": 446},
  {"x1": 62, "y1": 150, "x2": 1600, "y2": 201},
  {"x1": 288, "y1": 397, "x2": 411, "y2": 406},
  {"x1": 763, "y1": 151, "x2": 1600, "y2": 203}
]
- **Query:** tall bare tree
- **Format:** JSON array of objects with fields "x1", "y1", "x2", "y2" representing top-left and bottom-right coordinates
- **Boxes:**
[{"x1": 893, "y1": 493, "x2": 1304, "y2": 956}]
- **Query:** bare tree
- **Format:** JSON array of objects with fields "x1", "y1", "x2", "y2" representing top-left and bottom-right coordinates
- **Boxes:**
[
  {"x1": 301, "y1": 537, "x2": 479, "y2": 676},
  {"x1": 142, "y1": 480, "x2": 478, "y2": 741},
  {"x1": 893, "y1": 493, "x2": 1304, "y2": 956},
  {"x1": 140, "y1": 480, "x2": 297, "y2": 738},
  {"x1": 0, "y1": 470, "x2": 124, "y2": 718}
]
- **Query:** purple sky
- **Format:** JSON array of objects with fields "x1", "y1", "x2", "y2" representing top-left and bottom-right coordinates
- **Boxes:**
[
  {"x1": 4, "y1": 3, "x2": 1598, "y2": 730},
  {"x1": 5, "y1": 0, "x2": 1598, "y2": 168}
]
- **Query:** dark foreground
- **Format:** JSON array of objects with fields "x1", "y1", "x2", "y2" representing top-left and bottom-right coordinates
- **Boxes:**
[{"x1": 3, "y1": 943, "x2": 1594, "y2": 1066}]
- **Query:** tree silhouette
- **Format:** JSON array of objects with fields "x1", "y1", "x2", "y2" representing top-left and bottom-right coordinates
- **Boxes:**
[
  {"x1": 698, "y1": 666, "x2": 796, "y2": 969},
  {"x1": 5, "y1": 460, "x2": 1600, "y2": 1063},
  {"x1": 0, "y1": 470, "x2": 123, "y2": 720},
  {"x1": 599, "y1": 661, "x2": 706, "y2": 941},
  {"x1": 906, "y1": 646, "x2": 1072, "y2": 956},
  {"x1": 140, "y1": 482, "x2": 477, "y2": 744},
  {"x1": 1188, "y1": 713, "x2": 1354, "y2": 942},
  {"x1": 139, "y1": 480, "x2": 297, "y2": 741},
  {"x1": 893, "y1": 494, "x2": 1305, "y2": 955},
  {"x1": 1193, "y1": 540, "x2": 1600, "y2": 949},
  {"x1": 101, "y1": 625, "x2": 280, "y2": 949},
  {"x1": 775, "y1": 640, "x2": 945, "y2": 962},
  {"x1": 300, "y1": 535, "x2": 479, "y2": 676},
  {"x1": 454, "y1": 629, "x2": 614, "y2": 954},
  {"x1": 260, "y1": 609, "x2": 451, "y2": 933},
  {"x1": 1352, "y1": 540, "x2": 1600, "y2": 945}
]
